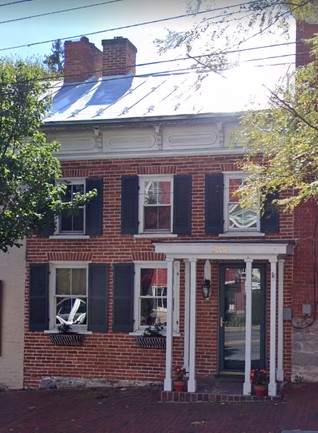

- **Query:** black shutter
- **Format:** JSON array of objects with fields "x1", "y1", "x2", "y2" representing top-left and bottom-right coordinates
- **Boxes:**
[
  {"x1": 88, "y1": 264, "x2": 108, "y2": 332},
  {"x1": 86, "y1": 178, "x2": 103, "y2": 236},
  {"x1": 113, "y1": 263, "x2": 134, "y2": 332},
  {"x1": 29, "y1": 264, "x2": 49, "y2": 331},
  {"x1": 173, "y1": 175, "x2": 192, "y2": 234},
  {"x1": 261, "y1": 191, "x2": 280, "y2": 233},
  {"x1": 121, "y1": 176, "x2": 138, "y2": 234},
  {"x1": 205, "y1": 173, "x2": 224, "y2": 234}
]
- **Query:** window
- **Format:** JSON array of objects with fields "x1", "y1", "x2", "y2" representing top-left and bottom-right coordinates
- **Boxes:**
[
  {"x1": 205, "y1": 173, "x2": 279, "y2": 234},
  {"x1": 224, "y1": 173, "x2": 259, "y2": 233},
  {"x1": 140, "y1": 177, "x2": 173, "y2": 233},
  {"x1": 121, "y1": 175, "x2": 192, "y2": 235},
  {"x1": 49, "y1": 263, "x2": 88, "y2": 330},
  {"x1": 57, "y1": 179, "x2": 86, "y2": 234},
  {"x1": 133, "y1": 262, "x2": 179, "y2": 333},
  {"x1": 29, "y1": 263, "x2": 108, "y2": 333}
]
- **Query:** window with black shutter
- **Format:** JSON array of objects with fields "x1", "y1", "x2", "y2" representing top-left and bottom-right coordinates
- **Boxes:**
[{"x1": 121, "y1": 175, "x2": 192, "y2": 235}]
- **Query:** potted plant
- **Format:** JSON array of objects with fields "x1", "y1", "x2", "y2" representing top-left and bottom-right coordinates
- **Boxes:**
[
  {"x1": 174, "y1": 366, "x2": 188, "y2": 392},
  {"x1": 135, "y1": 324, "x2": 166, "y2": 349},
  {"x1": 250, "y1": 369, "x2": 269, "y2": 397}
]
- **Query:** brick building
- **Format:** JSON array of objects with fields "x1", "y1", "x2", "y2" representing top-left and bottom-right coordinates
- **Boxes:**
[{"x1": 23, "y1": 20, "x2": 318, "y2": 396}]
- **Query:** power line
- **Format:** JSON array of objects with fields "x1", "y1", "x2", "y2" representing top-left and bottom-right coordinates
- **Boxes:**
[
  {"x1": 0, "y1": 0, "x2": 289, "y2": 52},
  {"x1": 0, "y1": 0, "x2": 123, "y2": 25},
  {"x1": 0, "y1": 0, "x2": 32, "y2": 7}
]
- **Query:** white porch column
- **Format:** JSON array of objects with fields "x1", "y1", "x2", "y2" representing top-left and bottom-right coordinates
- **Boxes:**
[
  {"x1": 188, "y1": 258, "x2": 197, "y2": 392},
  {"x1": 277, "y1": 259, "x2": 285, "y2": 382},
  {"x1": 183, "y1": 260, "x2": 190, "y2": 372},
  {"x1": 164, "y1": 257, "x2": 174, "y2": 391},
  {"x1": 243, "y1": 258, "x2": 253, "y2": 395},
  {"x1": 268, "y1": 259, "x2": 278, "y2": 397}
]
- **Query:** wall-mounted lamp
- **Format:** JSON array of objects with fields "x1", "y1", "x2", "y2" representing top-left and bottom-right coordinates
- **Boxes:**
[
  {"x1": 202, "y1": 260, "x2": 211, "y2": 299},
  {"x1": 202, "y1": 279, "x2": 211, "y2": 299}
]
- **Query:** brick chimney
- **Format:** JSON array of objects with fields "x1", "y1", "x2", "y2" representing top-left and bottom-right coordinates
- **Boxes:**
[
  {"x1": 296, "y1": 18, "x2": 318, "y2": 67},
  {"x1": 64, "y1": 36, "x2": 103, "y2": 83},
  {"x1": 102, "y1": 37, "x2": 137, "y2": 76}
]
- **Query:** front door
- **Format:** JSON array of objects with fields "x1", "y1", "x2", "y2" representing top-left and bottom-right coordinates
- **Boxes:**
[{"x1": 219, "y1": 263, "x2": 266, "y2": 374}]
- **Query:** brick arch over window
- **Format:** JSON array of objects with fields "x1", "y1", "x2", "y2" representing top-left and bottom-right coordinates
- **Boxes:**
[{"x1": 47, "y1": 252, "x2": 93, "y2": 262}]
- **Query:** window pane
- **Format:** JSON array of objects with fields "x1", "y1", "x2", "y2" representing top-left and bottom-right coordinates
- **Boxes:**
[
  {"x1": 228, "y1": 178, "x2": 257, "y2": 230},
  {"x1": 72, "y1": 269, "x2": 86, "y2": 295},
  {"x1": 140, "y1": 298, "x2": 167, "y2": 327},
  {"x1": 228, "y1": 203, "x2": 257, "y2": 229},
  {"x1": 56, "y1": 269, "x2": 71, "y2": 295},
  {"x1": 72, "y1": 208, "x2": 84, "y2": 231},
  {"x1": 144, "y1": 180, "x2": 171, "y2": 204},
  {"x1": 60, "y1": 214, "x2": 72, "y2": 231},
  {"x1": 144, "y1": 206, "x2": 171, "y2": 230},
  {"x1": 139, "y1": 268, "x2": 167, "y2": 327},
  {"x1": 60, "y1": 182, "x2": 84, "y2": 233},
  {"x1": 56, "y1": 297, "x2": 87, "y2": 325}
]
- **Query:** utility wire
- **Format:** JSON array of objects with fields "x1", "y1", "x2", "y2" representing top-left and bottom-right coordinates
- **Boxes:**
[
  {"x1": 0, "y1": 0, "x2": 123, "y2": 25},
  {"x1": 0, "y1": 0, "x2": 292, "y2": 52},
  {"x1": 0, "y1": 0, "x2": 32, "y2": 7}
]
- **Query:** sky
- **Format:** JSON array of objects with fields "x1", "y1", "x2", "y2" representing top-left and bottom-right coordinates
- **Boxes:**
[{"x1": 0, "y1": 0, "x2": 296, "y2": 82}]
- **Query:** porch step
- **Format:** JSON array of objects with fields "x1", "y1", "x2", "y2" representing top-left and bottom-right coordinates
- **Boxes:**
[
  {"x1": 161, "y1": 390, "x2": 281, "y2": 403},
  {"x1": 161, "y1": 377, "x2": 286, "y2": 402}
]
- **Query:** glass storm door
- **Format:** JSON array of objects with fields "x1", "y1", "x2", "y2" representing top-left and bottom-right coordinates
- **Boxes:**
[{"x1": 219, "y1": 263, "x2": 266, "y2": 374}]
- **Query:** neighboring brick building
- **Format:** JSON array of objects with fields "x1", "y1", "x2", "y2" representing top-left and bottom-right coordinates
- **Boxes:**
[
  {"x1": 23, "y1": 22, "x2": 317, "y2": 396},
  {"x1": 0, "y1": 244, "x2": 25, "y2": 389}
]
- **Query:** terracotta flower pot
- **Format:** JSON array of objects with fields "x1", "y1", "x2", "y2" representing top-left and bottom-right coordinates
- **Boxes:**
[
  {"x1": 254, "y1": 384, "x2": 268, "y2": 397},
  {"x1": 174, "y1": 380, "x2": 186, "y2": 392}
]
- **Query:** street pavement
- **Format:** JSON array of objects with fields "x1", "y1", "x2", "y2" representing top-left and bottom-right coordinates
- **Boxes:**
[{"x1": 1, "y1": 382, "x2": 318, "y2": 433}]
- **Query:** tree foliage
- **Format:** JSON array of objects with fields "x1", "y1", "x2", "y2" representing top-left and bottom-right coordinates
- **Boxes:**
[
  {"x1": 43, "y1": 39, "x2": 64, "y2": 76},
  {"x1": 238, "y1": 35, "x2": 318, "y2": 212},
  {"x1": 0, "y1": 58, "x2": 93, "y2": 252},
  {"x1": 155, "y1": 0, "x2": 318, "y2": 73}
]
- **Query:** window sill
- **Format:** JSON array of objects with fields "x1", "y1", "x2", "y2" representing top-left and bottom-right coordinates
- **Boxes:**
[
  {"x1": 129, "y1": 331, "x2": 180, "y2": 337},
  {"x1": 134, "y1": 233, "x2": 178, "y2": 239},
  {"x1": 49, "y1": 235, "x2": 90, "y2": 240},
  {"x1": 219, "y1": 232, "x2": 265, "y2": 238},
  {"x1": 44, "y1": 329, "x2": 92, "y2": 335}
]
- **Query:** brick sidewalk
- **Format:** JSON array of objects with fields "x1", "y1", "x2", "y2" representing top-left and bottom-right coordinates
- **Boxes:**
[{"x1": 1, "y1": 383, "x2": 318, "y2": 433}]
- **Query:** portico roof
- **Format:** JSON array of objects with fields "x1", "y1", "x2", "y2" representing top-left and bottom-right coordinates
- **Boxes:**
[{"x1": 153, "y1": 239, "x2": 295, "y2": 260}]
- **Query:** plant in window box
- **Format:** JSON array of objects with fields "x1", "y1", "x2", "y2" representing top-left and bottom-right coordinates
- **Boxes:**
[
  {"x1": 250, "y1": 369, "x2": 269, "y2": 397},
  {"x1": 50, "y1": 323, "x2": 85, "y2": 347},
  {"x1": 135, "y1": 324, "x2": 166, "y2": 349}
]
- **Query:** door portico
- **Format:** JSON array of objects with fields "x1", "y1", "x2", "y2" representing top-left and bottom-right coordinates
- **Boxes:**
[{"x1": 154, "y1": 240, "x2": 295, "y2": 396}]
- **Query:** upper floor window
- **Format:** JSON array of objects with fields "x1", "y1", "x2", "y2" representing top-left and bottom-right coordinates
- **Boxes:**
[
  {"x1": 224, "y1": 173, "x2": 260, "y2": 233},
  {"x1": 121, "y1": 175, "x2": 192, "y2": 236},
  {"x1": 58, "y1": 179, "x2": 86, "y2": 234},
  {"x1": 205, "y1": 173, "x2": 279, "y2": 235},
  {"x1": 140, "y1": 177, "x2": 173, "y2": 233},
  {"x1": 46, "y1": 178, "x2": 103, "y2": 238}
]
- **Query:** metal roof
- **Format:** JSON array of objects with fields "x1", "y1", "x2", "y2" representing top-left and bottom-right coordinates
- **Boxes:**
[{"x1": 44, "y1": 66, "x2": 289, "y2": 124}]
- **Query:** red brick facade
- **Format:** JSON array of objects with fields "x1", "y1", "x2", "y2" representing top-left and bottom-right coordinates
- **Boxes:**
[{"x1": 24, "y1": 154, "x2": 303, "y2": 388}]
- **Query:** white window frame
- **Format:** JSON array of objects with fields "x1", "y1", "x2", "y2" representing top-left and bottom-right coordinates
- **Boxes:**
[
  {"x1": 138, "y1": 175, "x2": 173, "y2": 234},
  {"x1": 133, "y1": 261, "x2": 180, "y2": 334},
  {"x1": 223, "y1": 172, "x2": 260, "y2": 233},
  {"x1": 49, "y1": 261, "x2": 89, "y2": 331},
  {"x1": 55, "y1": 178, "x2": 86, "y2": 235}
]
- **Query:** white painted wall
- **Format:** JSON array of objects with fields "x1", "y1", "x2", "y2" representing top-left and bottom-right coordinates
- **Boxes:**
[{"x1": 0, "y1": 243, "x2": 25, "y2": 389}]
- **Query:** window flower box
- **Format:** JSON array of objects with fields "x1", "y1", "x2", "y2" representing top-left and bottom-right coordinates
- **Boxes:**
[
  {"x1": 135, "y1": 336, "x2": 166, "y2": 349},
  {"x1": 49, "y1": 333, "x2": 85, "y2": 346}
]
